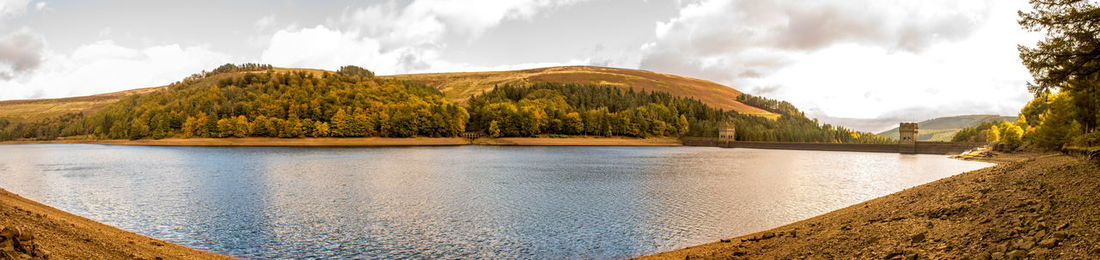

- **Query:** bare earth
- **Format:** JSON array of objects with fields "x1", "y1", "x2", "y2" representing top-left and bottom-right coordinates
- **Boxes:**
[
  {"x1": 0, "y1": 189, "x2": 229, "y2": 259},
  {"x1": 640, "y1": 154, "x2": 1100, "y2": 259}
]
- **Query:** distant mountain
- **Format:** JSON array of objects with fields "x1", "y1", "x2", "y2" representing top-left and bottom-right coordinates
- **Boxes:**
[{"x1": 877, "y1": 115, "x2": 1017, "y2": 141}]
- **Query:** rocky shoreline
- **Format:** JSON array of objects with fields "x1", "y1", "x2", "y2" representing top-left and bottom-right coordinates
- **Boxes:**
[
  {"x1": 0, "y1": 189, "x2": 229, "y2": 259},
  {"x1": 640, "y1": 154, "x2": 1100, "y2": 259}
]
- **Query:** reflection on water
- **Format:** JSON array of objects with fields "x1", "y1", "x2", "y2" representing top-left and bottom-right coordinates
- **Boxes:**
[{"x1": 0, "y1": 144, "x2": 991, "y2": 259}]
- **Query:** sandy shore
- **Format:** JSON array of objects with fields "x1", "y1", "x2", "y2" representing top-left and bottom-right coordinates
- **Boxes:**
[
  {"x1": 640, "y1": 154, "x2": 1100, "y2": 259},
  {"x1": 0, "y1": 136, "x2": 683, "y2": 147},
  {"x1": 0, "y1": 189, "x2": 230, "y2": 259}
]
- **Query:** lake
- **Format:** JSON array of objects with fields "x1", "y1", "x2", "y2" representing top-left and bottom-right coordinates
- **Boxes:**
[{"x1": 0, "y1": 144, "x2": 992, "y2": 259}]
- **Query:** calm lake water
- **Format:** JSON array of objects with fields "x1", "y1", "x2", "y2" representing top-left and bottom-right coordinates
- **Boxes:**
[{"x1": 0, "y1": 144, "x2": 991, "y2": 259}]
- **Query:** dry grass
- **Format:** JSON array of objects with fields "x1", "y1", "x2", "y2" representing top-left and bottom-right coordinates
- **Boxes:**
[
  {"x1": 0, "y1": 66, "x2": 777, "y2": 122},
  {"x1": 380, "y1": 66, "x2": 776, "y2": 116},
  {"x1": 0, "y1": 87, "x2": 164, "y2": 122}
]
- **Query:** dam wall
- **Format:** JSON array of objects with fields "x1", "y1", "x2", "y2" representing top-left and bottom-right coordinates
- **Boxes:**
[{"x1": 682, "y1": 138, "x2": 983, "y2": 155}]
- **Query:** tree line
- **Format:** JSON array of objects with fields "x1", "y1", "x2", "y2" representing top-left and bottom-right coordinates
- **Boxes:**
[
  {"x1": 0, "y1": 65, "x2": 469, "y2": 140},
  {"x1": 1, "y1": 64, "x2": 892, "y2": 144},
  {"x1": 970, "y1": 0, "x2": 1100, "y2": 151},
  {"x1": 464, "y1": 83, "x2": 892, "y2": 143}
]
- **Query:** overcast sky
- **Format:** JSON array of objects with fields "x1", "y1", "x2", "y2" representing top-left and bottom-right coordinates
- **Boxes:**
[{"x1": 0, "y1": 0, "x2": 1039, "y2": 132}]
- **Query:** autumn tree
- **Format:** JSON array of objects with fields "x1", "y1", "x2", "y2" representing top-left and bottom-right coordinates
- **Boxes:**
[{"x1": 1017, "y1": 0, "x2": 1100, "y2": 148}]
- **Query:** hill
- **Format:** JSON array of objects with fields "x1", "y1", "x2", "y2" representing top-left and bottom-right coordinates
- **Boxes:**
[
  {"x1": 0, "y1": 66, "x2": 776, "y2": 122},
  {"x1": 0, "y1": 87, "x2": 165, "y2": 122},
  {"x1": 0, "y1": 63, "x2": 888, "y2": 144},
  {"x1": 877, "y1": 115, "x2": 1017, "y2": 141},
  {"x1": 380, "y1": 66, "x2": 775, "y2": 116}
]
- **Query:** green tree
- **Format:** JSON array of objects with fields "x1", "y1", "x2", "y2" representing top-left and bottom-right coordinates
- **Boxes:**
[
  {"x1": 330, "y1": 109, "x2": 350, "y2": 137},
  {"x1": 129, "y1": 120, "x2": 149, "y2": 139},
  {"x1": 231, "y1": 115, "x2": 251, "y2": 137},
  {"x1": 1000, "y1": 122, "x2": 1025, "y2": 150},
  {"x1": 1018, "y1": 0, "x2": 1100, "y2": 93},
  {"x1": 312, "y1": 121, "x2": 331, "y2": 137},
  {"x1": 1031, "y1": 92, "x2": 1083, "y2": 150},
  {"x1": 337, "y1": 65, "x2": 375, "y2": 78},
  {"x1": 488, "y1": 120, "x2": 502, "y2": 137},
  {"x1": 1018, "y1": 0, "x2": 1100, "y2": 147}
]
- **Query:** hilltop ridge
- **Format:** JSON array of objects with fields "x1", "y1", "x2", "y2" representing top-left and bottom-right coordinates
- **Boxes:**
[
  {"x1": 0, "y1": 66, "x2": 775, "y2": 122},
  {"x1": 381, "y1": 66, "x2": 774, "y2": 116}
]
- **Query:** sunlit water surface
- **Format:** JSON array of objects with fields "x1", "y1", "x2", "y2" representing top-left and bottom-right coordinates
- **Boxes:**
[{"x1": 0, "y1": 144, "x2": 991, "y2": 259}]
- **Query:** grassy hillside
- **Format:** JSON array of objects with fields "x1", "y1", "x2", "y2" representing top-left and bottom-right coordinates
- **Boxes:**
[
  {"x1": 877, "y1": 115, "x2": 1017, "y2": 141},
  {"x1": 0, "y1": 66, "x2": 776, "y2": 122},
  {"x1": 380, "y1": 66, "x2": 776, "y2": 117},
  {"x1": 1, "y1": 64, "x2": 889, "y2": 143},
  {"x1": 0, "y1": 87, "x2": 164, "y2": 122}
]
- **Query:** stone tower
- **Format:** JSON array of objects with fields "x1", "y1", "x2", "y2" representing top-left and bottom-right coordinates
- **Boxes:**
[
  {"x1": 718, "y1": 125, "x2": 736, "y2": 141},
  {"x1": 899, "y1": 122, "x2": 918, "y2": 144}
]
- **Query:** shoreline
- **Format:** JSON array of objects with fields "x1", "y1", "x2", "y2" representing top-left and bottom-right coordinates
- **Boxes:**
[
  {"x1": 638, "y1": 153, "x2": 1100, "y2": 259},
  {"x1": 0, "y1": 136, "x2": 682, "y2": 147},
  {"x1": 0, "y1": 188, "x2": 229, "y2": 259},
  {"x1": 9, "y1": 143, "x2": 1090, "y2": 258}
]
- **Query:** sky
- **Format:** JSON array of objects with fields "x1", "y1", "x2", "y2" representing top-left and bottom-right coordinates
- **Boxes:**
[{"x1": 0, "y1": 0, "x2": 1040, "y2": 132}]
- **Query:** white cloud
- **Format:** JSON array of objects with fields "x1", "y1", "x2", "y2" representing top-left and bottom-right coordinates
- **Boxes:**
[
  {"x1": 260, "y1": 25, "x2": 397, "y2": 72},
  {"x1": 33, "y1": 1, "x2": 42, "y2": 11},
  {"x1": 259, "y1": 25, "x2": 587, "y2": 75},
  {"x1": 261, "y1": 0, "x2": 587, "y2": 74},
  {"x1": 254, "y1": 15, "x2": 276, "y2": 31},
  {"x1": 3, "y1": 0, "x2": 592, "y2": 100},
  {"x1": 0, "y1": 0, "x2": 29, "y2": 18},
  {"x1": 638, "y1": 0, "x2": 1038, "y2": 128},
  {"x1": 341, "y1": 0, "x2": 584, "y2": 48},
  {"x1": 0, "y1": 41, "x2": 230, "y2": 100},
  {"x1": 0, "y1": 28, "x2": 44, "y2": 79}
]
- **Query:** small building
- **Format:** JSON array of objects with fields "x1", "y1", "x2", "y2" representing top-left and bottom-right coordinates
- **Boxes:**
[
  {"x1": 899, "y1": 122, "x2": 918, "y2": 144},
  {"x1": 718, "y1": 125, "x2": 736, "y2": 142},
  {"x1": 461, "y1": 131, "x2": 485, "y2": 139}
]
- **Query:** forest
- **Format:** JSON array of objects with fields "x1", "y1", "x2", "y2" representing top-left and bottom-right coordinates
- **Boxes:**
[
  {"x1": 0, "y1": 65, "x2": 468, "y2": 140},
  {"x1": 464, "y1": 83, "x2": 891, "y2": 143},
  {"x1": 958, "y1": 0, "x2": 1100, "y2": 151},
  {"x1": 0, "y1": 64, "x2": 891, "y2": 143}
]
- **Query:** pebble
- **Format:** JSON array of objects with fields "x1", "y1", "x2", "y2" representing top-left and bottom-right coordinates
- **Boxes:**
[
  {"x1": 1006, "y1": 250, "x2": 1027, "y2": 259},
  {"x1": 1016, "y1": 238, "x2": 1035, "y2": 250},
  {"x1": 1038, "y1": 238, "x2": 1060, "y2": 248},
  {"x1": 1053, "y1": 231, "x2": 1071, "y2": 240},
  {"x1": 910, "y1": 232, "x2": 926, "y2": 243},
  {"x1": 0, "y1": 225, "x2": 48, "y2": 259}
]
